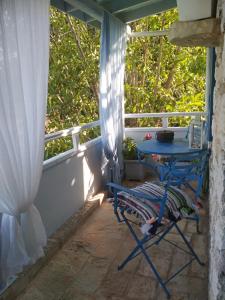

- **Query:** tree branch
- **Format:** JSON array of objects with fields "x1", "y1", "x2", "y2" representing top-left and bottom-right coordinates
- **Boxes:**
[{"x1": 66, "y1": 15, "x2": 99, "y2": 101}]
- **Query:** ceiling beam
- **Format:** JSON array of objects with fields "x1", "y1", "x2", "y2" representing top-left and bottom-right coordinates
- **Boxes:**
[
  {"x1": 69, "y1": 10, "x2": 101, "y2": 28},
  {"x1": 116, "y1": 0, "x2": 177, "y2": 23},
  {"x1": 51, "y1": 0, "x2": 66, "y2": 11},
  {"x1": 51, "y1": 0, "x2": 177, "y2": 27},
  {"x1": 65, "y1": 3, "x2": 79, "y2": 13},
  {"x1": 50, "y1": 0, "x2": 101, "y2": 28},
  {"x1": 65, "y1": 0, "x2": 104, "y2": 22},
  {"x1": 69, "y1": 10, "x2": 94, "y2": 22},
  {"x1": 86, "y1": 20, "x2": 102, "y2": 28},
  {"x1": 96, "y1": 0, "x2": 160, "y2": 14}
]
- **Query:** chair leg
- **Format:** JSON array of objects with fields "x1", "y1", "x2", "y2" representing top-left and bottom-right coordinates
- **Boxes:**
[
  {"x1": 119, "y1": 212, "x2": 171, "y2": 298},
  {"x1": 118, "y1": 242, "x2": 142, "y2": 271},
  {"x1": 196, "y1": 176, "x2": 204, "y2": 199},
  {"x1": 186, "y1": 215, "x2": 201, "y2": 234},
  {"x1": 140, "y1": 242, "x2": 171, "y2": 298},
  {"x1": 196, "y1": 217, "x2": 201, "y2": 234},
  {"x1": 155, "y1": 222, "x2": 175, "y2": 245},
  {"x1": 117, "y1": 214, "x2": 204, "y2": 299},
  {"x1": 117, "y1": 212, "x2": 148, "y2": 271},
  {"x1": 174, "y1": 223, "x2": 204, "y2": 266},
  {"x1": 114, "y1": 207, "x2": 122, "y2": 223}
]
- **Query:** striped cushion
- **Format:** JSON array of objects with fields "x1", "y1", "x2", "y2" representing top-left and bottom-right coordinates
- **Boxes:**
[{"x1": 117, "y1": 182, "x2": 198, "y2": 225}]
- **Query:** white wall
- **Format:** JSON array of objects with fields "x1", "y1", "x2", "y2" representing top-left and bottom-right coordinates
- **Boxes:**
[
  {"x1": 34, "y1": 138, "x2": 105, "y2": 237},
  {"x1": 209, "y1": 1, "x2": 225, "y2": 298}
]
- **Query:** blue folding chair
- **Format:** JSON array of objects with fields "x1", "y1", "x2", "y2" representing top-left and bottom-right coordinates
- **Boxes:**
[
  {"x1": 157, "y1": 149, "x2": 209, "y2": 200},
  {"x1": 108, "y1": 181, "x2": 205, "y2": 299},
  {"x1": 156, "y1": 150, "x2": 209, "y2": 233}
]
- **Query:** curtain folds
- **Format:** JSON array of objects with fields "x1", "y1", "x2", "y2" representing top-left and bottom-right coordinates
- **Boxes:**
[
  {"x1": 0, "y1": 0, "x2": 49, "y2": 286},
  {"x1": 99, "y1": 12, "x2": 127, "y2": 183}
]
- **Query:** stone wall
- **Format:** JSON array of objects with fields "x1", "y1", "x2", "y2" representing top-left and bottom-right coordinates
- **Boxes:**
[{"x1": 209, "y1": 0, "x2": 225, "y2": 298}]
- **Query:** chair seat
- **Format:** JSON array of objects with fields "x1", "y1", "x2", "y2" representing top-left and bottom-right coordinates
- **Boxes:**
[{"x1": 117, "y1": 182, "x2": 198, "y2": 229}]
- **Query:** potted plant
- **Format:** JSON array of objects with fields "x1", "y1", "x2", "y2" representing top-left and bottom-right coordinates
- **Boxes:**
[{"x1": 123, "y1": 137, "x2": 146, "y2": 181}]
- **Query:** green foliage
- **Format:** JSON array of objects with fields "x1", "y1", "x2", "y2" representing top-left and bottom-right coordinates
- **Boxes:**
[
  {"x1": 46, "y1": 7, "x2": 100, "y2": 158},
  {"x1": 46, "y1": 7, "x2": 206, "y2": 159},
  {"x1": 125, "y1": 9, "x2": 206, "y2": 127},
  {"x1": 122, "y1": 138, "x2": 138, "y2": 160},
  {"x1": 47, "y1": 9, "x2": 100, "y2": 132},
  {"x1": 79, "y1": 126, "x2": 101, "y2": 144},
  {"x1": 48, "y1": 7, "x2": 100, "y2": 131},
  {"x1": 44, "y1": 137, "x2": 73, "y2": 160}
]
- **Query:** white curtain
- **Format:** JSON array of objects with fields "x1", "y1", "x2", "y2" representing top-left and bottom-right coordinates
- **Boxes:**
[
  {"x1": 99, "y1": 12, "x2": 127, "y2": 183},
  {"x1": 0, "y1": 0, "x2": 49, "y2": 287}
]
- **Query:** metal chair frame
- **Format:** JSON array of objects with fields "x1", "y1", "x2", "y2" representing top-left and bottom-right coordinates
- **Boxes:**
[
  {"x1": 140, "y1": 149, "x2": 209, "y2": 200},
  {"x1": 108, "y1": 182, "x2": 205, "y2": 299}
]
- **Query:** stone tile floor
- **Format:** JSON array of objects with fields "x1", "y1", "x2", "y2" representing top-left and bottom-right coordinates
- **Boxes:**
[{"x1": 17, "y1": 194, "x2": 208, "y2": 300}]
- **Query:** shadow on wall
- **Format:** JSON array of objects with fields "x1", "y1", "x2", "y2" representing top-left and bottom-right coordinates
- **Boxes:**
[{"x1": 34, "y1": 140, "x2": 104, "y2": 237}]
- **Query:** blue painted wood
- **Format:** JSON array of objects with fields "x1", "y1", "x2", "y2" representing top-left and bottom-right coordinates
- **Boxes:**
[
  {"x1": 96, "y1": 0, "x2": 162, "y2": 14},
  {"x1": 137, "y1": 139, "x2": 204, "y2": 156},
  {"x1": 51, "y1": 0, "x2": 66, "y2": 10},
  {"x1": 137, "y1": 140, "x2": 209, "y2": 202},
  {"x1": 117, "y1": 0, "x2": 177, "y2": 23},
  {"x1": 51, "y1": 0, "x2": 177, "y2": 26},
  {"x1": 51, "y1": 0, "x2": 103, "y2": 27},
  {"x1": 207, "y1": 48, "x2": 216, "y2": 142},
  {"x1": 108, "y1": 150, "x2": 206, "y2": 298}
]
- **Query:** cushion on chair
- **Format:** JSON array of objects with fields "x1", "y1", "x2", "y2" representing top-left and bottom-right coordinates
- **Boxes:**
[{"x1": 116, "y1": 182, "x2": 198, "y2": 226}]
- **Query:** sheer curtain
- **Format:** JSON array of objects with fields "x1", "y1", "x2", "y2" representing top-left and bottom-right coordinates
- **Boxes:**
[
  {"x1": 0, "y1": 0, "x2": 49, "y2": 286},
  {"x1": 99, "y1": 12, "x2": 127, "y2": 183}
]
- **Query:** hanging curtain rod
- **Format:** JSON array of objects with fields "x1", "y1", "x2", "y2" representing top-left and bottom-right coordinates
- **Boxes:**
[{"x1": 129, "y1": 30, "x2": 169, "y2": 38}]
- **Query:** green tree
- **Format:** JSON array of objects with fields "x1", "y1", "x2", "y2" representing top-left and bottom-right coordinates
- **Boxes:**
[
  {"x1": 125, "y1": 9, "x2": 206, "y2": 127},
  {"x1": 48, "y1": 7, "x2": 100, "y2": 133},
  {"x1": 45, "y1": 7, "x2": 100, "y2": 158},
  {"x1": 46, "y1": 7, "x2": 206, "y2": 158}
]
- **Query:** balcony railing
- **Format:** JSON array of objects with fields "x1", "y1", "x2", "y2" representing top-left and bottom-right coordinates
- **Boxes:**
[
  {"x1": 124, "y1": 111, "x2": 206, "y2": 128},
  {"x1": 44, "y1": 111, "x2": 206, "y2": 164},
  {"x1": 39, "y1": 111, "x2": 207, "y2": 237},
  {"x1": 44, "y1": 120, "x2": 101, "y2": 167},
  {"x1": 45, "y1": 120, "x2": 100, "y2": 147},
  {"x1": 124, "y1": 111, "x2": 206, "y2": 141}
]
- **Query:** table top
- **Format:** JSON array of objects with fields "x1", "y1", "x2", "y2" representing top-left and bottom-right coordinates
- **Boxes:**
[{"x1": 137, "y1": 139, "x2": 204, "y2": 156}]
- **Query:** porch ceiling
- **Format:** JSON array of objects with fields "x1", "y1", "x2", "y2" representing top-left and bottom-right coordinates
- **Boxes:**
[{"x1": 50, "y1": 0, "x2": 177, "y2": 27}]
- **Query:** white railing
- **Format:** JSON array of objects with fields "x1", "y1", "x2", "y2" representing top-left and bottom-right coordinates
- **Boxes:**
[
  {"x1": 45, "y1": 112, "x2": 205, "y2": 144},
  {"x1": 44, "y1": 112, "x2": 206, "y2": 162},
  {"x1": 124, "y1": 111, "x2": 207, "y2": 141},
  {"x1": 45, "y1": 120, "x2": 100, "y2": 151},
  {"x1": 124, "y1": 111, "x2": 206, "y2": 129}
]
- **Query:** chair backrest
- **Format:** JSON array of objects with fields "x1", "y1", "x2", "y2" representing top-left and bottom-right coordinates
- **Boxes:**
[{"x1": 159, "y1": 149, "x2": 209, "y2": 187}]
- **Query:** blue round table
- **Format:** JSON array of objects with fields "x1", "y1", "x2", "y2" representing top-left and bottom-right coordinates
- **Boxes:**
[
  {"x1": 137, "y1": 139, "x2": 206, "y2": 182},
  {"x1": 137, "y1": 139, "x2": 204, "y2": 156},
  {"x1": 137, "y1": 139, "x2": 208, "y2": 204}
]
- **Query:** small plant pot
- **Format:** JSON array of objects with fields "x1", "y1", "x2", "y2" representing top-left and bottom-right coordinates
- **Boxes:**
[
  {"x1": 124, "y1": 160, "x2": 146, "y2": 181},
  {"x1": 156, "y1": 130, "x2": 174, "y2": 143}
]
